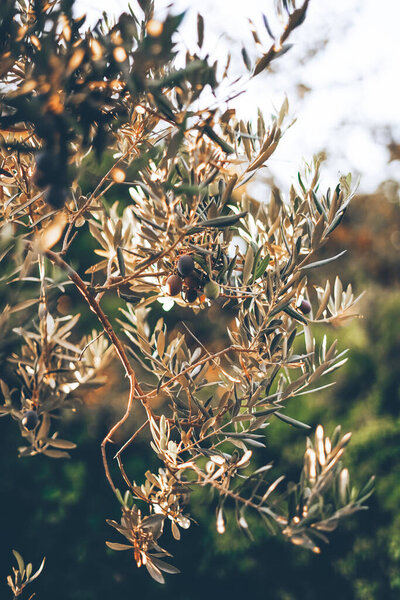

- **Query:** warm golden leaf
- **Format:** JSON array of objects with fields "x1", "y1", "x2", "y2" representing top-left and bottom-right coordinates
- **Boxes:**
[{"x1": 39, "y1": 213, "x2": 68, "y2": 251}]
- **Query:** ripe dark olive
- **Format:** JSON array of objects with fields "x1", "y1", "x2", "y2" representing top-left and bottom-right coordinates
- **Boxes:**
[
  {"x1": 34, "y1": 150, "x2": 69, "y2": 193},
  {"x1": 184, "y1": 288, "x2": 197, "y2": 303},
  {"x1": 166, "y1": 274, "x2": 182, "y2": 296},
  {"x1": 204, "y1": 280, "x2": 220, "y2": 300},
  {"x1": 33, "y1": 152, "x2": 51, "y2": 188},
  {"x1": 183, "y1": 275, "x2": 200, "y2": 289},
  {"x1": 44, "y1": 185, "x2": 68, "y2": 209},
  {"x1": 177, "y1": 255, "x2": 194, "y2": 277},
  {"x1": 33, "y1": 151, "x2": 61, "y2": 188},
  {"x1": 298, "y1": 299, "x2": 311, "y2": 315},
  {"x1": 21, "y1": 410, "x2": 38, "y2": 430},
  {"x1": 36, "y1": 150, "x2": 52, "y2": 171},
  {"x1": 33, "y1": 169, "x2": 50, "y2": 188}
]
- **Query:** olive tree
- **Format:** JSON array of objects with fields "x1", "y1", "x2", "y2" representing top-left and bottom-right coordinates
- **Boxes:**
[{"x1": 0, "y1": 0, "x2": 373, "y2": 590}]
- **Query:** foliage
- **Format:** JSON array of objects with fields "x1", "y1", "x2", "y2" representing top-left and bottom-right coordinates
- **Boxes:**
[
  {"x1": 6, "y1": 550, "x2": 45, "y2": 599},
  {"x1": 0, "y1": 0, "x2": 373, "y2": 590}
]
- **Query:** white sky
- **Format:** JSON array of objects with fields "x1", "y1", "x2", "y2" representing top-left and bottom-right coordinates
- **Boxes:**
[{"x1": 75, "y1": 0, "x2": 400, "y2": 193}]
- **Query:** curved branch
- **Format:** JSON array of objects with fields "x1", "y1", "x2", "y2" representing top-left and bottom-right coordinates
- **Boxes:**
[{"x1": 42, "y1": 247, "x2": 147, "y2": 494}]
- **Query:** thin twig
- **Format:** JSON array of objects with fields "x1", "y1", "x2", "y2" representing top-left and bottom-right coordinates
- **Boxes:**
[
  {"x1": 131, "y1": 345, "x2": 264, "y2": 402},
  {"x1": 114, "y1": 418, "x2": 149, "y2": 459},
  {"x1": 78, "y1": 330, "x2": 105, "y2": 361}
]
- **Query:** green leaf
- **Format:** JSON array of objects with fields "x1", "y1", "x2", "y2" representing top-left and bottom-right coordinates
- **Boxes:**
[
  {"x1": 325, "y1": 210, "x2": 346, "y2": 235},
  {"x1": 357, "y1": 475, "x2": 375, "y2": 503},
  {"x1": 297, "y1": 172, "x2": 306, "y2": 194},
  {"x1": 253, "y1": 406, "x2": 282, "y2": 417},
  {"x1": 203, "y1": 124, "x2": 235, "y2": 154},
  {"x1": 117, "y1": 247, "x2": 126, "y2": 277},
  {"x1": 242, "y1": 245, "x2": 254, "y2": 284},
  {"x1": 12, "y1": 550, "x2": 24, "y2": 573},
  {"x1": 197, "y1": 13, "x2": 204, "y2": 48},
  {"x1": 254, "y1": 254, "x2": 270, "y2": 279},
  {"x1": 106, "y1": 542, "x2": 133, "y2": 551},
  {"x1": 241, "y1": 46, "x2": 252, "y2": 71},
  {"x1": 300, "y1": 250, "x2": 347, "y2": 270},
  {"x1": 29, "y1": 557, "x2": 45, "y2": 582},
  {"x1": 186, "y1": 211, "x2": 247, "y2": 233},
  {"x1": 151, "y1": 556, "x2": 180, "y2": 574},
  {"x1": 47, "y1": 438, "x2": 77, "y2": 449},
  {"x1": 115, "y1": 488, "x2": 125, "y2": 506},
  {"x1": 43, "y1": 449, "x2": 71, "y2": 459},
  {"x1": 168, "y1": 183, "x2": 205, "y2": 196},
  {"x1": 153, "y1": 60, "x2": 207, "y2": 89},
  {"x1": 274, "y1": 412, "x2": 311, "y2": 430},
  {"x1": 146, "y1": 560, "x2": 165, "y2": 584},
  {"x1": 283, "y1": 306, "x2": 308, "y2": 324}
]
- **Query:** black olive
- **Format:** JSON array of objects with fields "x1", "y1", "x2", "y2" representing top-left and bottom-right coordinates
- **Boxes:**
[
  {"x1": 184, "y1": 288, "x2": 197, "y2": 303},
  {"x1": 33, "y1": 151, "x2": 53, "y2": 188},
  {"x1": 44, "y1": 185, "x2": 68, "y2": 209},
  {"x1": 298, "y1": 299, "x2": 311, "y2": 315},
  {"x1": 21, "y1": 410, "x2": 38, "y2": 431},
  {"x1": 35, "y1": 151, "x2": 51, "y2": 172},
  {"x1": 166, "y1": 274, "x2": 182, "y2": 296},
  {"x1": 177, "y1": 255, "x2": 194, "y2": 277},
  {"x1": 34, "y1": 150, "x2": 68, "y2": 191}
]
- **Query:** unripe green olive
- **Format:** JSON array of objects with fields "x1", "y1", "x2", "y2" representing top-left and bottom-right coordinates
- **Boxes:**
[
  {"x1": 177, "y1": 255, "x2": 194, "y2": 277},
  {"x1": 184, "y1": 288, "x2": 197, "y2": 303},
  {"x1": 204, "y1": 280, "x2": 220, "y2": 300},
  {"x1": 21, "y1": 410, "x2": 38, "y2": 431},
  {"x1": 166, "y1": 274, "x2": 182, "y2": 296},
  {"x1": 298, "y1": 299, "x2": 311, "y2": 315}
]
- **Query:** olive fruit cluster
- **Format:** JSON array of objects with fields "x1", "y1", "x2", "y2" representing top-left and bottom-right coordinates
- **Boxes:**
[
  {"x1": 166, "y1": 255, "x2": 220, "y2": 304},
  {"x1": 33, "y1": 151, "x2": 68, "y2": 209}
]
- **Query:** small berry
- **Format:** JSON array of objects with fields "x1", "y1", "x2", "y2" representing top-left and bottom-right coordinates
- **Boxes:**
[
  {"x1": 204, "y1": 280, "x2": 220, "y2": 300},
  {"x1": 298, "y1": 299, "x2": 311, "y2": 315},
  {"x1": 184, "y1": 288, "x2": 197, "y2": 303},
  {"x1": 166, "y1": 274, "x2": 182, "y2": 296},
  {"x1": 21, "y1": 410, "x2": 38, "y2": 431},
  {"x1": 44, "y1": 185, "x2": 68, "y2": 209},
  {"x1": 177, "y1": 255, "x2": 194, "y2": 277}
]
